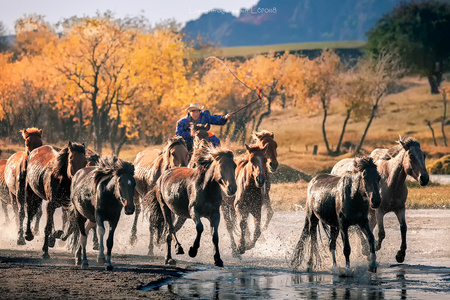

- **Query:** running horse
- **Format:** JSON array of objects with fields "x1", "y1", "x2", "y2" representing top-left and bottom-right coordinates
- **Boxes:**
[
  {"x1": 63, "y1": 156, "x2": 135, "y2": 270},
  {"x1": 24, "y1": 142, "x2": 87, "y2": 259},
  {"x1": 253, "y1": 130, "x2": 278, "y2": 230},
  {"x1": 152, "y1": 142, "x2": 237, "y2": 266},
  {"x1": 291, "y1": 157, "x2": 381, "y2": 273},
  {"x1": 222, "y1": 144, "x2": 268, "y2": 256},
  {"x1": 0, "y1": 159, "x2": 12, "y2": 224},
  {"x1": 331, "y1": 136, "x2": 429, "y2": 263},
  {"x1": 4, "y1": 128, "x2": 43, "y2": 244},
  {"x1": 131, "y1": 136, "x2": 189, "y2": 254}
]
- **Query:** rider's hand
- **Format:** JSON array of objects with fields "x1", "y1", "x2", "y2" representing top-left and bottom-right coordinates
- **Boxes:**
[{"x1": 225, "y1": 113, "x2": 234, "y2": 120}]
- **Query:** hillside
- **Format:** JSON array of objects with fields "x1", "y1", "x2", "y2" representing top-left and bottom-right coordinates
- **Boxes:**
[{"x1": 183, "y1": 0, "x2": 401, "y2": 47}]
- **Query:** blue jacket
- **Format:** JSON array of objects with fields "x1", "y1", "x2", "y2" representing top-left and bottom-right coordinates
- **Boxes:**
[{"x1": 176, "y1": 110, "x2": 227, "y2": 150}]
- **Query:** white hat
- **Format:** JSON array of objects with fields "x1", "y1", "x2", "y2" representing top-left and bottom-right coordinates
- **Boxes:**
[{"x1": 185, "y1": 103, "x2": 204, "y2": 112}]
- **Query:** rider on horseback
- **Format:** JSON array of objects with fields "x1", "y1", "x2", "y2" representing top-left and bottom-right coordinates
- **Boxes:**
[{"x1": 176, "y1": 103, "x2": 233, "y2": 152}]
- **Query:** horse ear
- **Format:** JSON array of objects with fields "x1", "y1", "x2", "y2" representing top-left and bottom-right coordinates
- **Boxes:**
[
  {"x1": 245, "y1": 144, "x2": 250, "y2": 151},
  {"x1": 38, "y1": 129, "x2": 43, "y2": 137},
  {"x1": 205, "y1": 123, "x2": 211, "y2": 131},
  {"x1": 270, "y1": 132, "x2": 274, "y2": 138},
  {"x1": 68, "y1": 141, "x2": 72, "y2": 149},
  {"x1": 262, "y1": 143, "x2": 269, "y2": 151}
]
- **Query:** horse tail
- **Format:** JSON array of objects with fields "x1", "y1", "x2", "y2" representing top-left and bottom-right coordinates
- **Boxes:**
[
  {"x1": 145, "y1": 188, "x2": 166, "y2": 244},
  {"x1": 291, "y1": 216, "x2": 311, "y2": 270},
  {"x1": 61, "y1": 204, "x2": 80, "y2": 253},
  {"x1": 320, "y1": 221, "x2": 330, "y2": 240}
]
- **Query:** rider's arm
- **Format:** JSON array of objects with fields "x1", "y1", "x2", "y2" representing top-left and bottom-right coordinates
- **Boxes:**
[{"x1": 202, "y1": 110, "x2": 228, "y2": 126}]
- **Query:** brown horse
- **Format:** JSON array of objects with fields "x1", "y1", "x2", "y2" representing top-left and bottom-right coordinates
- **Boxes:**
[
  {"x1": 222, "y1": 144, "x2": 268, "y2": 256},
  {"x1": 64, "y1": 156, "x2": 135, "y2": 270},
  {"x1": 152, "y1": 142, "x2": 237, "y2": 266},
  {"x1": 24, "y1": 142, "x2": 87, "y2": 259},
  {"x1": 331, "y1": 136, "x2": 429, "y2": 263},
  {"x1": 130, "y1": 136, "x2": 189, "y2": 251},
  {"x1": 4, "y1": 128, "x2": 43, "y2": 244},
  {"x1": 292, "y1": 157, "x2": 381, "y2": 273},
  {"x1": 253, "y1": 130, "x2": 278, "y2": 231}
]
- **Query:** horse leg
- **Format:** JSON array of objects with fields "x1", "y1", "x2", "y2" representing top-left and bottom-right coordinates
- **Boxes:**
[
  {"x1": 359, "y1": 220, "x2": 377, "y2": 273},
  {"x1": 262, "y1": 182, "x2": 273, "y2": 231},
  {"x1": 15, "y1": 189, "x2": 26, "y2": 244},
  {"x1": 1, "y1": 201, "x2": 9, "y2": 224},
  {"x1": 307, "y1": 214, "x2": 319, "y2": 272},
  {"x1": 291, "y1": 216, "x2": 310, "y2": 269},
  {"x1": 91, "y1": 227, "x2": 99, "y2": 250},
  {"x1": 148, "y1": 223, "x2": 155, "y2": 257},
  {"x1": 129, "y1": 194, "x2": 141, "y2": 246},
  {"x1": 161, "y1": 203, "x2": 184, "y2": 256},
  {"x1": 11, "y1": 194, "x2": 19, "y2": 229},
  {"x1": 395, "y1": 208, "x2": 407, "y2": 263},
  {"x1": 246, "y1": 209, "x2": 262, "y2": 251},
  {"x1": 375, "y1": 210, "x2": 386, "y2": 251},
  {"x1": 33, "y1": 202, "x2": 43, "y2": 236},
  {"x1": 105, "y1": 219, "x2": 118, "y2": 271},
  {"x1": 188, "y1": 209, "x2": 203, "y2": 258},
  {"x1": 210, "y1": 211, "x2": 223, "y2": 267},
  {"x1": 42, "y1": 202, "x2": 57, "y2": 259},
  {"x1": 222, "y1": 204, "x2": 239, "y2": 258},
  {"x1": 340, "y1": 224, "x2": 351, "y2": 271},
  {"x1": 237, "y1": 210, "x2": 249, "y2": 255},
  {"x1": 329, "y1": 225, "x2": 339, "y2": 272},
  {"x1": 24, "y1": 192, "x2": 41, "y2": 243},
  {"x1": 97, "y1": 219, "x2": 107, "y2": 264},
  {"x1": 165, "y1": 228, "x2": 175, "y2": 265}
]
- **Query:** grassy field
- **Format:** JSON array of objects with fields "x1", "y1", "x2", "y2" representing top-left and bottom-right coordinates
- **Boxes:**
[
  {"x1": 1, "y1": 77, "x2": 449, "y2": 210},
  {"x1": 194, "y1": 40, "x2": 366, "y2": 58}
]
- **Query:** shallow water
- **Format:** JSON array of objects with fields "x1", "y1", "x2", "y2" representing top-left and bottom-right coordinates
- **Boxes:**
[{"x1": 2, "y1": 207, "x2": 450, "y2": 298}]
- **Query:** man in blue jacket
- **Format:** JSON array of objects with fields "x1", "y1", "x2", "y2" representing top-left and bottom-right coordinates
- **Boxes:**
[{"x1": 176, "y1": 103, "x2": 233, "y2": 151}]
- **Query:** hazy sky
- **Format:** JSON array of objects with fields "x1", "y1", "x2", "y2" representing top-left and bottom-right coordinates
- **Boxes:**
[{"x1": 1, "y1": 0, "x2": 258, "y2": 34}]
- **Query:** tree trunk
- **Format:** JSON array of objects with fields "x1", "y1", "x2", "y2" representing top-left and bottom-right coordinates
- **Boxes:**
[
  {"x1": 356, "y1": 101, "x2": 379, "y2": 154},
  {"x1": 428, "y1": 63, "x2": 443, "y2": 94},
  {"x1": 321, "y1": 100, "x2": 332, "y2": 154},
  {"x1": 442, "y1": 92, "x2": 447, "y2": 147},
  {"x1": 335, "y1": 109, "x2": 351, "y2": 154},
  {"x1": 425, "y1": 120, "x2": 438, "y2": 146}
]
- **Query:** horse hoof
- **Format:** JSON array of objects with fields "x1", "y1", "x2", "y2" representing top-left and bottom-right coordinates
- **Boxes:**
[
  {"x1": 215, "y1": 259, "x2": 224, "y2": 267},
  {"x1": 48, "y1": 236, "x2": 56, "y2": 248},
  {"x1": 25, "y1": 233, "x2": 34, "y2": 242},
  {"x1": 129, "y1": 235, "x2": 137, "y2": 246},
  {"x1": 75, "y1": 260, "x2": 81, "y2": 266},
  {"x1": 188, "y1": 247, "x2": 198, "y2": 258},
  {"x1": 42, "y1": 253, "x2": 50, "y2": 260},
  {"x1": 93, "y1": 243, "x2": 99, "y2": 251},
  {"x1": 53, "y1": 230, "x2": 64, "y2": 239},
  {"x1": 396, "y1": 251, "x2": 405, "y2": 263},
  {"x1": 175, "y1": 245, "x2": 184, "y2": 255},
  {"x1": 81, "y1": 263, "x2": 89, "y2": 269},
  {"x1": 238, "y1": 247, "x2": 246, "y2": 255},
  {"x1": 17, "y1": 237, "x2": 26, "y2": 245},
  {"x1": 368, "y1": 265, "x2": 377, "y2": 273},
  {"x1": 97, "y1": 257, "x2": 107, "y2": 263},
  {"x1": 165, "y1": 259, "x2": 176, "y2": 266},
  {"x1": 105, "y1": 265, "x2": 114, "y2": 271}
]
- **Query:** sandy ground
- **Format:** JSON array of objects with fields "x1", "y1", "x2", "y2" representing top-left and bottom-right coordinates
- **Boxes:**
[{"x1": 1, "y1": 208, "x2": 450, "y2": 299}]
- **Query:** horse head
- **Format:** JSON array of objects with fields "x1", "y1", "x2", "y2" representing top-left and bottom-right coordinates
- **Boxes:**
[
  {"x1": 255, "y1": 130, "x2": 278, "y2": 172},
  {"x1": 114, "y1": 161, "x2": 136, "y2": 215},
  {"x1": 165, "y1": 136, "x2": 189, "y2": 168},
  {"x1": 398, "y1": 136, "x2": 429, "y2": 186},
  {"x1": 211, "y1": 148, "x2": 237, "y2": 196},
  {"x1": 21, "y1": 127, "x2": 43, "y2": 155},
  {"x1": 67, "y1": 141, "x2": 88, "y2": 178},
  {"x1": 353, "y1": 156, "x2": 381, "y2": 209},
  {"x1": 190, "y1": 123, "x2": 210, "y2": 149},
  {"x1": 245, "y1": 144, "x2": 268, "y2": 188}
]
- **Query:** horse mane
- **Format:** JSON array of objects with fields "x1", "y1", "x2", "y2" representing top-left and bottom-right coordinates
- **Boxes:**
[
  {"x1": 236, "y1": 145, "x2": 265, "y2": 187},
  {"x1": 353, "y1": 156, "x2": 377, "y2": 172},
  {"x1": 381, "y1": 136, "x2": 421, "y2": 160},
  {"x1": 52, "y1": 142, "x2": 85, "y2": 179},
  {"x1": 190, "y1": 142, "x2": 233, "y2": 184},
  {"x1": 161, "y1": 136, "x2": 187, "y2": 170},
  {"x1": 93, "y1": 156, "x2": 134, "y2": 187},
  {"x1": 253, "y1": 130, "x2": 274, "y2": 141},
  {"x1": 86, "y1": 149, "x2": 100, "y2": 166},
  {"x1": 20, "y1": 127, "x2": 42, "y2": 139}
]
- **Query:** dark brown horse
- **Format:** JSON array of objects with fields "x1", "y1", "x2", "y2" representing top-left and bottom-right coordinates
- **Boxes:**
[
  {"x1": 292, "y1": 157, "x2": 381, "y2": 273},
  {"x1": 64, "y1": 156, "x2": 135, "y2": 270},
  {"x1": 24, "y1": 142, "x2": 87, "y2": 259},
  {"x1": 222, "y1": 144, "x2": 268, "y2": 257},
  {"x1": 331, "y1": 136, "x2": 429, "y2": 263},
  {"x1": 253, "y1": 130, "x2": 278, "y2": 231},
  {"x1": 131, "y1": 136, "x2": 189, "y2": 252},
  {"x1": 152, "y1": 143, "x2": 237, "y2": 266},
  {"x1": 4, "y1": 128, "x2": 43, "y2": 244}
]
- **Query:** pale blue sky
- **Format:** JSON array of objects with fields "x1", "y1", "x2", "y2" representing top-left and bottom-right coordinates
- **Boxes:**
[{"x1": 1, "y1": 0, "x2": 258, "y2": 34}]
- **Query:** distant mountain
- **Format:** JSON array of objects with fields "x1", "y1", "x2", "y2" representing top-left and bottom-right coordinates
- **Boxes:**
[{"x1": 183, "y1": 0, "x2": 401, "y2": 47}]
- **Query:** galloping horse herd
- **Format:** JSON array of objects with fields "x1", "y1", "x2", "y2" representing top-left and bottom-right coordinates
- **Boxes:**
[{"x1": 0, "y1": 126, "x2": 429, "y2": 274}]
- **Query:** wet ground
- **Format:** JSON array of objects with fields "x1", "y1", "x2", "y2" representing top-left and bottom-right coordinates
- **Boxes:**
[{"x1": 1, "y1": 208, "x2": 450, "y2": 299}]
